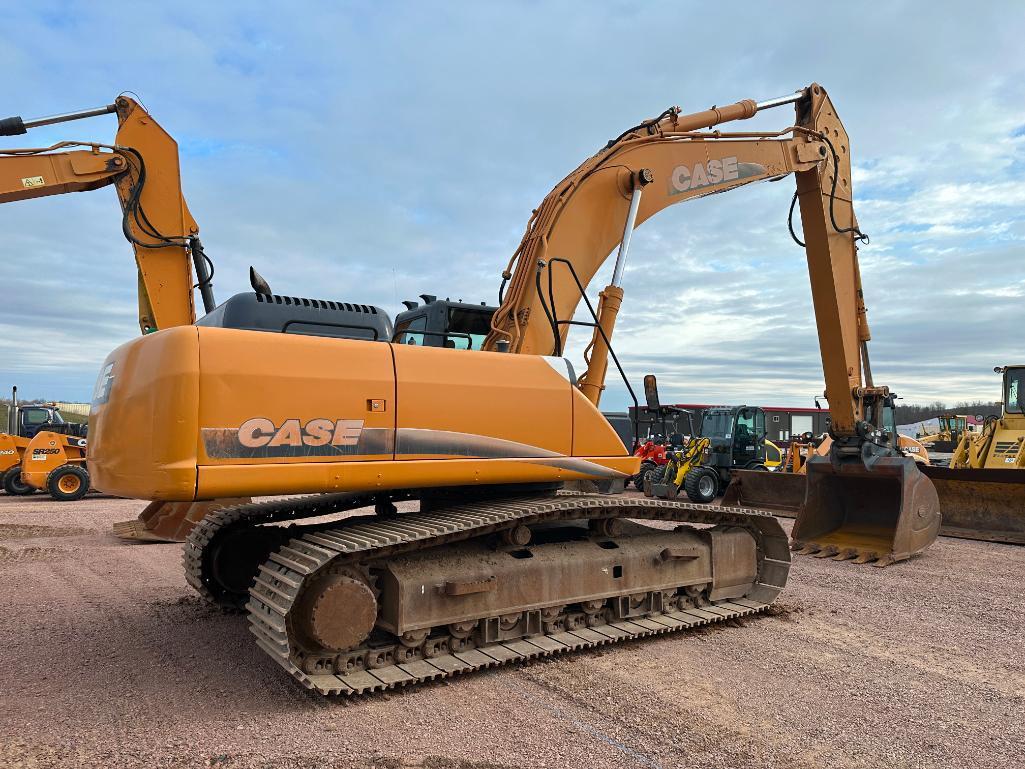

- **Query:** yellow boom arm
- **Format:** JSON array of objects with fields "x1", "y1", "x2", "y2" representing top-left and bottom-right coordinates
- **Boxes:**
[
  {"x1": 485, "y1": 84, "x2": 878, "y2": 441},
  {"x1": 0, "y1": 97, "x2": 208, "y2": 333}
]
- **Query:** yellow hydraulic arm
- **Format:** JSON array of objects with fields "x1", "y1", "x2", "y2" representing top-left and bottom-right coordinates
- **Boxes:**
[
  {"x1": 485, "y1": 84, "x2": 881, "y2": 445},
  {"x1": 0, "y1": 97, "x2": 213, "y2": 332},
  {"x1": 483, "y1": 83, "x2": 939, "y2": 564},
  {"x1": 0, "y1": 97, "x2": 236, "y2": 543}
]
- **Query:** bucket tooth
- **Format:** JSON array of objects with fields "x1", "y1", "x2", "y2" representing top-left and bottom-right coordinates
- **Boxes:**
[
  {"x1": 870, "y1": 555, "x2": 896, "y2": 568},
  {"x1": 851, "y1": 552, "x2": 875, "y2": 564},
  {"x1": 831, "y1": 548, "x2": 857, "y2": 561},
  {"x1": 812, "y1": 545, "x2": 839, "y2": 558}
]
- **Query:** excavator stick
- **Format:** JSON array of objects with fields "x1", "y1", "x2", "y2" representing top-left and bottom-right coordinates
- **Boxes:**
[
  {"x1": 721, "y1": 470, "x2": 806, "y2": 516},
  {"x1": 113, "y1": 497, "x2": 250, "y2": 544},
  {"x1": 790, "y1": 456, "x2": 940, "y2": 566},
  {"x1": 921, "y1": 466, "x2": 1025, "y2": 545}
]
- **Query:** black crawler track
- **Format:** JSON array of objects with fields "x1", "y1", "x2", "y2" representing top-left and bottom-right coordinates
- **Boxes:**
[{"x1": 185, "y1": 492, "x2": 790, "y2": 695}]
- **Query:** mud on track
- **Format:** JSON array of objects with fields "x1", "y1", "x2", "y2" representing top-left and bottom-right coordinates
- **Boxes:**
[{"x1": 0, "y1": 492, "x2": 1022, "y2": 769}]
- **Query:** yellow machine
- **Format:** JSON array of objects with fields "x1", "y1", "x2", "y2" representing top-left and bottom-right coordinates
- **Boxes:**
[
  {"x1": 1, "y1": 83, "x2": 938, "y2": 694},
  {"x1": 917, "y1": 413, "x2": 974, "y2": 453},
  {"x1": 0, "y1": 432, "x2": 30, "y2": 493},
  {"x1": 644, "y1": 437, "x2": 710, "y2": 497},
  {"x1": 2, "y1": 388, "x2": 90, "y2": 500},
  {"x1": 19, "y1": 430, "x2": 90, "y2": 501},
  {"x1": 919, "y1": 365, "x2": 1025, "y2": 544}
]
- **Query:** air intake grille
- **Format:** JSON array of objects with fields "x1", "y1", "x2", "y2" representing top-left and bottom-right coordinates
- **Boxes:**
[{"x1": 255, "y1": 293, "x2": 378, "y2": 314}]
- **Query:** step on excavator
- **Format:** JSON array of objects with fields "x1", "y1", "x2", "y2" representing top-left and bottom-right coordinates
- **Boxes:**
[{"x1": 1, "y1": 82, "x2": 936, "y2": 695}]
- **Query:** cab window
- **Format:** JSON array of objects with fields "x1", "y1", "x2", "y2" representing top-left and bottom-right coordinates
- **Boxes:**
[
  {"x1": 735, "y1": 409, "x2": 755, "y2": 440},
  {"x1": 700, "y1": 411, "x2": 730, "y2": 438},
  {"x1": 393, "y1": 315, "x2": 428, "y2": 346},
  {"x1": 1006, "y1": 369, "x2": 1025, "y2": 414},
  {"x1": 22, "y1": 407, "x2": 52, "y2": 426},
  {"x1": 883, "y1": 405, "x2": 897, "y2": 445},
  {"x1": 446, "y1": 307, "x2": 493, "y2": 350}
]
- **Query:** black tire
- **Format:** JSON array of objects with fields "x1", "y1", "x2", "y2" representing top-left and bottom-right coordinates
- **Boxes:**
[
  {"x1": 684, "y1": 467, "x2": 719, "y2": 504},
  {"x1": 633, "y1": 461, "x2": 656, "y2": 490},
  {"x1": 46, "y1": 464, "x2": 90, "y2": 502},
  {"x1": 3, "y1": 465, "x2": 34, "y2": 496}
]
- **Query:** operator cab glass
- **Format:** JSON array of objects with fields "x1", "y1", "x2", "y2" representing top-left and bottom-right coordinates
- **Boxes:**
[
  {"x1": 447, "y1": 307, "x2": 492, "y2": 350},
  {"x1": 1006, "y1": 368, "x2": 1025, "y2": 414},
  {"x1": 882, "y1": 404, "x2": 897, "y2": 448},
  {"x1": 393, "y1": 301, "x2": 495, "y2": 350},
  {"x1": 732, "y1": 407, "x2": 763, "y2": 464},
  {"x1": 23, "y1": 407, "x2": 61, "y2": 426},
  {"x1": 700, "y1": 410, "x2": 730, "y2": 439},
  {"x1": 393, "y1": 315, "x2": 428, "y2": 346}
]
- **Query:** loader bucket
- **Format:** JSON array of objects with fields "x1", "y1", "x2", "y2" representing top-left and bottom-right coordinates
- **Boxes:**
[
  {"x1": 721, "y1": 470, "x2": 806, "y2": 516},
  {"x1": 791, "y1": 456, "x2": 940, "y2": 566},
  {"x1": 921, "y1": 466, "x2": 1025, "y2": 545},
  {"x1": 113, "y1": 497, "x2": 250, "y2": 543}
]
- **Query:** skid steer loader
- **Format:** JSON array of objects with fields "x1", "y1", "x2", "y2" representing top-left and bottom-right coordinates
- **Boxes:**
[{"x1": 2, "y1": 386, "x2": 91, "y2": 500}]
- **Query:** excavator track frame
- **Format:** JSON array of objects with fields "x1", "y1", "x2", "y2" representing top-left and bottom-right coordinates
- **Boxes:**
[{"x1": 184, "y1": 492, "x2": 789, "y2": 696}]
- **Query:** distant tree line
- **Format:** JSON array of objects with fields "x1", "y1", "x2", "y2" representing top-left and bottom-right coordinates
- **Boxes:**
[{"x1": 895, "y1": 400, "x2": 1002, "y2": 426}]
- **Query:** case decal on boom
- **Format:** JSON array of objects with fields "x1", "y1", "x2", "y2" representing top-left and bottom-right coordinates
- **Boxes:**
[{"x1": 668, "y1": 157, "x2": 766, "y2": 196}]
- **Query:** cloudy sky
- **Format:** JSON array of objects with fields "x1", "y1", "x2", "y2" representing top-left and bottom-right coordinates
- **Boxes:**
[{"x1": 2, "y1": 2, "x2": 1023, "y2": 411}]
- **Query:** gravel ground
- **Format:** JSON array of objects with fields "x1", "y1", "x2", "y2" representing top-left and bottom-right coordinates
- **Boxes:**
[{"x1": 1, "y1": 492, "x2": 1023, "y2": 769}]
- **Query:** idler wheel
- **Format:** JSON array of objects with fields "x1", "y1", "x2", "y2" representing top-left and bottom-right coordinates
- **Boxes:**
[{"x1": 301, "y1": 574, "x2": 378, "y2": 652}]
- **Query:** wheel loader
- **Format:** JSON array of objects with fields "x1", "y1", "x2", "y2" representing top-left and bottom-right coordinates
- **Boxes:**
[
  {"x1": 2, "y1": 386, "x2": 91, "y2": 500},
  {"x1": 917, "y1": 413, "x2": 975, "y2": 453},
  {"x1": 917, "y1": 365, "x2": 1025, "y2": 544},
  {"x1": 648, "y1": 402, "x2": 771, "y2": 503},
  {"x1": 0, "y1": 82, "x2": 938, "y2": 695}
]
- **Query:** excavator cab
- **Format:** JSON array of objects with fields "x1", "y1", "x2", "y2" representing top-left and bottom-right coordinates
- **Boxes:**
[{"x1": 393, "y1": 296, "x2": 496, "y2": 350}]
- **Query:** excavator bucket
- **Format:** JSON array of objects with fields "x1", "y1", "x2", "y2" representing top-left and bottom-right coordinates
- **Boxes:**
[
  {"x1": 113, "y1": 497, "x2": 250, "y2": 543},
  {"x1": 790, "y1": 456, "x2": 940, "y2": 566},
  {"x1": 921, "y1": 466, "x2": 1025, "y2": 545},
  {"x1": 721, "y1": 470, "x2": 806, "y2": 515}
]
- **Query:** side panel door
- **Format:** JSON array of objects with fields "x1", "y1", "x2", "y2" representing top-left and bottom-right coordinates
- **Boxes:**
[
  {"x1": 392, "y1": 345, "x2": 572, "y2": 460},
  {"x1": 196, "y1": 328, "x2": 395, "y2": 464}
]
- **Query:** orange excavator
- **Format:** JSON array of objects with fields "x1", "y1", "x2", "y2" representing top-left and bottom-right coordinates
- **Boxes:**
[{"x1": 1, "y1": 83, "x2": 937, "y2": 695}]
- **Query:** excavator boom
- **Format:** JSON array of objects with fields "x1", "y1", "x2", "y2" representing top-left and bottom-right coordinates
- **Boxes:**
[{"x1": 484, "y1": 84, "x2": 938, "y2": 565}]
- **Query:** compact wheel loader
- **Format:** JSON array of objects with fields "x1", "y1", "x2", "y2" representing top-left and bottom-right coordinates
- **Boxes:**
[
  {"x1": 1, "y1": 82, "x2": 937, "y2": 694},
  {"x1": 648, "y1": 403, "x2": 770, "y2": 503}
]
